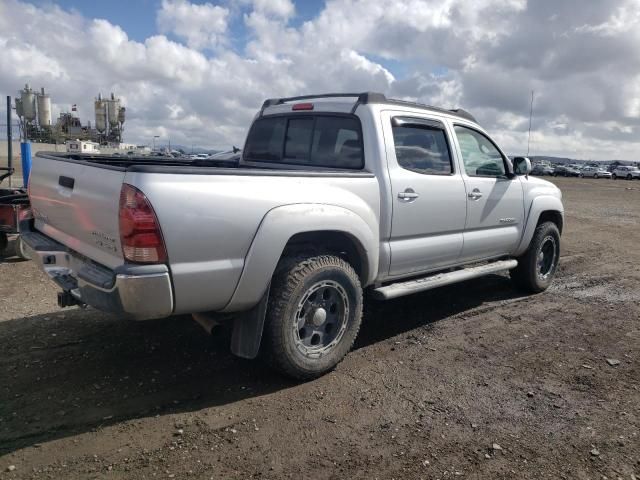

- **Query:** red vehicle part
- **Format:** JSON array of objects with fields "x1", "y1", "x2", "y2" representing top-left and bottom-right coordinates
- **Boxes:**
[{"x1": 0, "y1": 188, "x2": 31, "y2": 258}]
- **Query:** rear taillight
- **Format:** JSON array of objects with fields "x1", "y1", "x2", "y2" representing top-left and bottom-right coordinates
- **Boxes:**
[
  {"x1": 0, "y1": 205, "x2": 15, "y2": 229},
  {"x1": 119, "y1": 184, "x2": 167, "y2": 264}
]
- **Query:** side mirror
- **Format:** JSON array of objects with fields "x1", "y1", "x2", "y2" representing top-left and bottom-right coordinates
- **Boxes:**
[{"x1": 513, "y1": 157, "x2": 532, "y2": 176}]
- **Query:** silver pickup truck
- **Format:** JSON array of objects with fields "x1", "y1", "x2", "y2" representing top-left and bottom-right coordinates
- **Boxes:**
[{"x1": 23, "y1": 92, "x2": 564, "y2": 379}]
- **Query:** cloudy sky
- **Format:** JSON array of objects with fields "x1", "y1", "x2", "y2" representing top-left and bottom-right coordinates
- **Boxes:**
[{"x1": 1, "y1": 0, "x2": 639, "y2": 160}]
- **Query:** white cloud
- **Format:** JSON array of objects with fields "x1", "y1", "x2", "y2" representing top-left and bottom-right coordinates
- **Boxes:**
[
  {"x1": 0, "y1": 0, "x2": 639, "y2": 161},
  {"x1": 251, "y1": 0, "x2": 295, "y2": 19},
  {"x1": 157, "y1": 0, "x2": 229, "y2": 50}
]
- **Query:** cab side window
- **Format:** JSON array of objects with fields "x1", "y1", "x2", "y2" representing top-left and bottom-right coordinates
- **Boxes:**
[
  {"x1": 454, "y1": 126, "x2": 506, "y2": 177},
  {"x1": 392, "y1": 124, "x2": 453, "y2": 175}
]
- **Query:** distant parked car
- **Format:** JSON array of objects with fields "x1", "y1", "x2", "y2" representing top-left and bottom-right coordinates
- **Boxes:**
[
  {"x1": 208, "y1": 149, "x2": 242, "y2": 162},
  {"x1": 580, "y1": 166, "x2": 612, "y2": 179},
  {"x1": 553, "y1": 165, "x2": 581, "y2": 177},
  {"x1": 531, "y1": 164, "x2": 554, "y2": 176},
  {"x1": 612, "y1": 166, "x2": 640, "y2": 180}
]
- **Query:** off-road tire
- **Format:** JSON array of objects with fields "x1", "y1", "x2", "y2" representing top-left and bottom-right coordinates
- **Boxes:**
[
  {"x1": 263, "y1": 254, "x2": 363, "y2": 380},
  {"x1": 510, "y1": 221, "x2": 560, "y2": 293}
]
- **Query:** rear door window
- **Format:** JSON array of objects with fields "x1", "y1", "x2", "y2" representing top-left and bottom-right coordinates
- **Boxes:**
[
  {"x1": 244, "y1": 115, "x2": 364, "y2": 169},
  {"x1": 392, "y1": 124, "x2": 453, "y2": 175}
]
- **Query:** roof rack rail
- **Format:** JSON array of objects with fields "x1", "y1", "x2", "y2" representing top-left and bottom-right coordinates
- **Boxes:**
[
  {"x1": 447, "y1": 108, "x2": 476, "y2": 122},
  {"x1": 259, "y1": 92, "x2": 477, "y2": 122}
]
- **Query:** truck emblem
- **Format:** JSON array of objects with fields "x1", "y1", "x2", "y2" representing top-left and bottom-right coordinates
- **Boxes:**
[
  {"x1": 91, "y1": 231, "x2": 118, "y2": 253},
  {"x1": 499, "y1": 218, "x2": 516, "y2": 223}
]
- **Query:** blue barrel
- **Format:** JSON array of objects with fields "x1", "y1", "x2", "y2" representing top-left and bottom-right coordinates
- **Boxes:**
[{"x1": 20, "y1": 142, "x2": 32, "y2": 188}]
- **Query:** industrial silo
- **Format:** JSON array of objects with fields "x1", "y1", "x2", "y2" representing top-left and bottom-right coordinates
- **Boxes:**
[
  {"x1": 36, "y1": 87, "x2": 52, "y2": 127},
  {"x1": 20, "y1": 84, "x2": 37, "y2": 122},
  {"x1": 95, "y1": 94, "x2": 107, "y2": 133},
  {"x1": 15, "y1": 98, "x2": 23, "y2": 118},
  {"x1": 107, "y1": 93, "x2": 120, "y2": 128},
  {"x1": 118, "y1": 106, "x2": 126, "y2": 125}
]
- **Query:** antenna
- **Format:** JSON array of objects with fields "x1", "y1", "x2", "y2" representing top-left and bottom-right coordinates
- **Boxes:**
[{"x1": 527, "y1": 90, "x2": 534, "y2": 156}]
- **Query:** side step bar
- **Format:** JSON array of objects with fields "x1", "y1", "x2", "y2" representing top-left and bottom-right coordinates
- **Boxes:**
[{"x1": 372, "y1": 259, "x2": 518, "y2": 300}]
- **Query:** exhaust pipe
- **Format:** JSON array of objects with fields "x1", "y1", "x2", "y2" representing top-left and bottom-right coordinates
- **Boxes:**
[{"x1": 192, "y1": 312, "x2": 221, "y2": 335}]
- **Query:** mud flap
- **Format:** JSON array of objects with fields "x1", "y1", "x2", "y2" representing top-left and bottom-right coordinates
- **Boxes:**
[{"x1": 230, "y1": 284, "x2": 270, "y2": 359}]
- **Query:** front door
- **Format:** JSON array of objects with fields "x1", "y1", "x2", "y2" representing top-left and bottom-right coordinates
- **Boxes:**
[
  {"x1": 452, "y1": 125, "x2": 525, "y2": 262},
  {"x1": 384, "y1": 112, "x2": 468, "y2": 277}
]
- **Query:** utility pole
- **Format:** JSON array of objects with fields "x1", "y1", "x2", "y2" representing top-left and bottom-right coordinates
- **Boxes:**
[
  {"x1": 6, "y1": 96, "x2": 12, "y2": 187},
  {"x1": 527, "y1": 90, "x2": 534, "y2": 157}
]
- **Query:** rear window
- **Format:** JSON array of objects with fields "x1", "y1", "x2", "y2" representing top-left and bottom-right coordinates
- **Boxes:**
[{"x1": 244, "y1": 115, "x2": 364, "y2": 169}]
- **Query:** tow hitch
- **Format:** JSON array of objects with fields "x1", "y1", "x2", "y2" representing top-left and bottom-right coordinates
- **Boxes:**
[{"x1": 57, "y1": 291, "x2": 85, "y2": 308}]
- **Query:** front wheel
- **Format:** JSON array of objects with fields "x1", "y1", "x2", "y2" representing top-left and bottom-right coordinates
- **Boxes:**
[
  {"x1": 511, "y1": 222, "x2": 560, "y2": 293},
  {"x1": 627, "y1": 174, "x2": 633, "y2": 180},
  {"x1": 263, "y1": 254, "x2": 363, "y2": 380}
]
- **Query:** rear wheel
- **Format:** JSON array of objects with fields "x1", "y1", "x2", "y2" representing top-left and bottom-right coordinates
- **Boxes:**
[
  {"x1": 612, "y1": 174, "x2": 618, "y2": 180},
  {"x1": 593, "y1": 174, "x2": 598, "y2": 179},
  {"x1": 263, "y1": 254, "x2": 363, "y2": 380},
  {"x1": 511, "y1": 221, "x2": 560, "y2": 293}
]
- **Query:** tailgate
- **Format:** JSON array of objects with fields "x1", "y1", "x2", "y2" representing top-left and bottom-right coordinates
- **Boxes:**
[{"x1": 29, "y1": 156, "x2": 125, "y2": 269}]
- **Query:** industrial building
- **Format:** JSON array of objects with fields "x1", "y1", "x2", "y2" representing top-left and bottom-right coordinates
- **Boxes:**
[{"x1": 14, "y1": 84, "x2": 126, "y2": 145}]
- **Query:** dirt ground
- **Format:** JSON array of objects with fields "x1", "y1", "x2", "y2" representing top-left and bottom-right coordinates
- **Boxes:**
[{"x1": 1, "y1": 177, "x2": 639, "y2": 479}]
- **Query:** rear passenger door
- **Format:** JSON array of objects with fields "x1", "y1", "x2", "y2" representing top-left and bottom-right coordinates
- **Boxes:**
[{"x1": 382, "y1": 112, "x2": 468, "y2": 277}]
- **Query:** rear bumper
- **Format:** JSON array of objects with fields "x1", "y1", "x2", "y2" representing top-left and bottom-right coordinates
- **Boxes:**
[{"x1": 21, "y1": 227, "x2": 174, "y2": 320}]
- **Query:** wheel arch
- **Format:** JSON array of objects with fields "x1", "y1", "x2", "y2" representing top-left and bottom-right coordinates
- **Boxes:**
[
  {"x1": 221, "y1": 203, "x2": 378, "y2": 313},
  {"x1": 284, "y1": 230, "x2": 369, "y2": 284},
  {"x1": 537, "y1": 210, "x2": 563, "y2": 234},
  {"x1": 515, "y1": 195, "x2": 564, "y2": 256}
]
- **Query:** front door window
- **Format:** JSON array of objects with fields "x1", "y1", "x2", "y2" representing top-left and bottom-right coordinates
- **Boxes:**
[{"x1": 454, "y1": 125, "x2": 507, "y2": 178}]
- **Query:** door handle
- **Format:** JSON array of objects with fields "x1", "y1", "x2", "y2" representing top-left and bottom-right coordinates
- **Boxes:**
[
  {"x1": 58, "y1": 176, "x2": 75, "y2": 190},
  {"x1": 467, "y1": 188, "x2": 483, "y2": 200},
  {"x1": 398, "y1": 189, "x2": 419, "y2": 201}
]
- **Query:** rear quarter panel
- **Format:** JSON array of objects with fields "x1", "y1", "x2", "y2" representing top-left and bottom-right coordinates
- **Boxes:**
[{"x1": 125, "y1": 170, "x2": 380, "y2": 314}]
